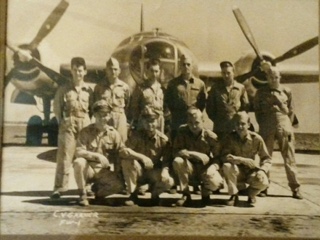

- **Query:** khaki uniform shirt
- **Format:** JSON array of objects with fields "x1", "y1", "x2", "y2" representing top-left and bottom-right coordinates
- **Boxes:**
[
  {"x1": 254, "y1": 85, "x2": 293, "y2": 131},
  {"x1": 53, "y1": 82, "x2": 93, "y2": 122},
  {"x1": 123, "y1": 130, "x2": 170, "y2": 168},
  {"x1": 173, "y1": 125, "x2": 220, "y2": 166},
  {"x1": 164, "y1": 75, "x2": 206, "y2": 127},
  {"x1": 130, "y1": 81, "x2": 164, "y2": 121},
  {"x1": 76, "y1": 124, "x2": 125, "y2": 166},
  {"x1": 94, "y1": 79, "x2": 130, "y2": 112},
  {"x1": 206, "y1": 80, "x2": 249, "y2": 132},
  {"x1": 221, "y1": 131, "x2": 272, "y2": 173}
]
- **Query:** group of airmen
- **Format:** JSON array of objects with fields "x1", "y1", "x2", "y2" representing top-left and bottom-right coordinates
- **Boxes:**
[{"x1": 21, "y1": 50, "x2": 302, "y2": 207}]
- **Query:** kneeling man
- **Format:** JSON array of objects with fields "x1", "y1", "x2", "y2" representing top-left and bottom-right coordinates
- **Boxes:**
[
  {"x1": 73, "y1": 100, "x2": 125, "y2": 206},
  {"x1": 121, "y1": 106, "x2": 174, "y2": 206},
  {"x1": 172, "y1": 107, "x2": 224, "y2": 207},
  {"x1": 222, "y1": 111, "x2": 271, "y2": 206}
]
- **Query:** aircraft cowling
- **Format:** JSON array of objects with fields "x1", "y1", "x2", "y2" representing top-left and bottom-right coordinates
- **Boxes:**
[{"x1": 9, "y1": 44, "x2": 58, "y2": 100}]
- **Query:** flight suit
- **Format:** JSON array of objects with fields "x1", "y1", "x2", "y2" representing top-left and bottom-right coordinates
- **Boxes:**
[
  {"x1": 164, "y1": 75, "x2": 206, "y2": 140},
  {"x1": 53, "y1": 82, "x2": 93, "y2": 192},
  {"x1": 172, "y1": 125, "x2": 224, "y2": 196},
  {"x1": 206, "y1": 80, "x2": 249, "y2": 139},
  {"x1": 120, "y1": 129, "x2": 174, "y2": 197},
  {"x1": 221, "y1": 131, "x2": 271, "y2": 197},
  {"x1": 94, "y1": 79, "x2": 130, "y2": 142},
  {"x1": 130, "y1": 81, "x2": 165, "y2": 132},
  {"x1": 254, "y1": 85, "x2": 300, "y2": 191},
  {"x1": 73, "y1": 124, "x2": 125, "y2": 197}
]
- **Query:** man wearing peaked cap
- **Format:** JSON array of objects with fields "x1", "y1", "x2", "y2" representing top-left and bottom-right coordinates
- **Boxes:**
[
  {"x1": 73, "y1": 99, "x2": 126, "y2": 206},
  {"x1": 120, "y1": 106, "x2": 174, "y2": 206},
  {"x1": 206, "y1": 60, "x2": 249, "y2": 140},
  {"x1": 93, "y1": 57, "x2": 130, "y2": 142}
]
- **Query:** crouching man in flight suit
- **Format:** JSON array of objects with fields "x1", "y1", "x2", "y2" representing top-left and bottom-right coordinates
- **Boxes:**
[
  {"x1": 172, "y1": 107, "x2": 224, "y2": 207},
  {"x1": 73, "y1": 100, "x2": 125, "y2": 206},
  {"x1": 121, "y1": 106, "x2": 175, "y2": 206},
  {"x1": 222, "y1": 111, "x2": 271, "y2": 206}
]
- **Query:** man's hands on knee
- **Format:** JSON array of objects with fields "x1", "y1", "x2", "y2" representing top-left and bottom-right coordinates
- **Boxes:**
[
  {"x1": 93, "y1": 153, "x2": 110, "y2": 169},
  {"x1": 139, "y1": 155, "x2": 154, "y2": 170}
]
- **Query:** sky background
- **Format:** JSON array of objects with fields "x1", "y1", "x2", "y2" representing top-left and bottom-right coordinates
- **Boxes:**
[{"x1": 6, "y1": 0, "x2": 318, "y2": 71}]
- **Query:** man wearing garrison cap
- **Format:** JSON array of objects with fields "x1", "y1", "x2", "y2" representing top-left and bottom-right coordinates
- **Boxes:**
[
  {"x1": 120, "y1": 106, "x2": 174, "y2": 206},
  {"x1": 93, "y1": 57, "x2": 130, "y2": 142},
  {"x1": 206, "y1": 60, "x2": 249, "y2": 140},
  {"x1": 73, "y1": 100, "x2": 126, "y2": 206}
]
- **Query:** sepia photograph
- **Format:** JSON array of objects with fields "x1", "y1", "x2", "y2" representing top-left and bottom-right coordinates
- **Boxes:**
[{"x1": 1, "y1": 0, "x2": 319, "y2": 239}]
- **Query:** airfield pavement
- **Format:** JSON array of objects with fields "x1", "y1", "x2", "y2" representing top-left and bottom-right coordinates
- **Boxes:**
[{"x1": 1, "y1": 145, "x2": 320, "y2": 239}]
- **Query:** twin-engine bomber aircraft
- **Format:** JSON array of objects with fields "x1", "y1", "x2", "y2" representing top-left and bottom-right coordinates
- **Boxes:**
[{"x1": 5, "y1": 0, "x2": 319, "y2": 150}]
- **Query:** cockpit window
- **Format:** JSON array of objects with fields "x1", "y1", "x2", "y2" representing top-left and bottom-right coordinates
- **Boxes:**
[
  {"x1": 144, "y1": 42, "x2": 175, "y2": 59},
  {"x1": 130, "y1": 41, "x2": 177, "y2": 86}
]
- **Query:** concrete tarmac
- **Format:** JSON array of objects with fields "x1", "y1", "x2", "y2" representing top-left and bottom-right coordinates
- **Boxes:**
[{"x1": 1, "y1": 146, "x2": 320, "y2": 238}]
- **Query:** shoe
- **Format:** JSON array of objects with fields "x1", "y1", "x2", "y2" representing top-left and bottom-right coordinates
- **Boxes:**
[
  {"x1": 168, "y1": 186, "x2": 177, "y2": 194},
  {"x1": 257, "y1": 189, "x2": 268, "y2": 197},
  {"x1": 201, "y1": 195, "x2": 210, "y2": 206},
  {"x1": 125, "y1": 192, "x2": 138, "y2": 206},
  {"x1": 50, "y1": 191, "x2": 61, "y2": 199},
  {"x1": 86, "y1": 189, "x2": 95, "y2": 197},
  {"x1": 247, "y1": 196, "x2": 257, "y2": 204},
  {"x1": 79, "y1": 195, "x2": 89, "y2": 206},
  {"x1": 226, "y1": 195, "x2": 238, "y2": 206},
  {"x1": 138, "y1": 188, "x2": 147, "y2": 196},
  {"x1": 193, "y1": 185, "x2": 201, "y2": 195},
  {"x1": 175, "y1": 194, "x2": 191, "y2": 207},
  {"x1": 292, "y1": 190, "x2": 303, "y2": 200},
  {"x1": 150, "y1": 195, "x2": 160, "y2": 206}
]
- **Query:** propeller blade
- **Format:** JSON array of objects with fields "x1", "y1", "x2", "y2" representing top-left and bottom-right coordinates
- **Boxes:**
[
  {"x1": 29, "y1": 0, "x2": 69, "y2": 50},
  {"x1": 233, "y1": 7, "x2": 263, "y2": 61},
  {"x1": 274, "y1": 36, "x2": 318, "y2": 63}
]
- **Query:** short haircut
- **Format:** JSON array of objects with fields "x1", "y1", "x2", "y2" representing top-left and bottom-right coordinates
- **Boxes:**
[
  {"x1": 146, "y1": 58, "x2": 161, "y2": 69},
  {"x1": 220, "y1": 61, "x2": 233, "y2": 69},
  {"x1": 187, "y1": 106, "x2": 203, "y2": 120},
  {"x1": 233, "y1": 111, "x2": 250, "y2": 124},
  {"x1": 71, "y1": 57, "x2": 86, "y2": 69}
]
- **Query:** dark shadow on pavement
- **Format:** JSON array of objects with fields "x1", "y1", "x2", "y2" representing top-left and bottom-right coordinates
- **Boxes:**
[{"x1": 37, "y1": 149, "x2": 57, "y2": 163}]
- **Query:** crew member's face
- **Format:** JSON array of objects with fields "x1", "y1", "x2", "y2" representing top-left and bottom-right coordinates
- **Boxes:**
[
  {"x1": 95, "y1": 111, "x2": 112, "y2": 130},
  {"x1": 71, "y1": 65, "x2": 87, "y2": 85},
  {"x1": 221, "y1": 66, "x2": 234, "y2": 86},
  {"x1": 106, "y1": 65, "x2": 120, "y2": 81},
  {"x1": 267, "y1": 70, "x2": 281, "y2": 88},
  {"x1": 180, "y1": 58, "x2": 193, "y2": 75},
  {"x1": 142, "y1": 117, "x2": 158, "y2": 134},
  {"x1": 147, "y1": 64, "x2": 161, "y2": 82},
  {"x1": 234, "y1": 115, "x2": 250, "y2": 138},
  {"x1": 187, "y1": 114, "x2": 203, "y2": 135}
]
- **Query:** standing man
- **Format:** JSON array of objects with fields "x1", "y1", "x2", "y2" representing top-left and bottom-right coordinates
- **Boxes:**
[
  {"x1": 129, "y1": 58, "x2": 165, "y2": 132},
  {"x1": 121, "y1": 107, "x2": 174, "y2": 206},
  {"x1": 172, "y1": 107, "x2": 224, "y2": 207},
  {"x1": 73, "y1": 100, "x2": 125, "y2": 206},
  {"x1": 164, "y1": 55, "x2": 206, "y2": 141},
  {"x1": 221, "y1": 112, "x2": 271, "y2": 206},
  {"x1": 254, "y1": 66, "x2": 303, "y2": 199},
  {"x1": 206, "y1": 61, "x2": 249, "y2": 139},
  {"x1": 94, "y1": 57, "x2": 130, "y2": 142},
  {"x1": 51, "y1": 57, "x2": 93, "y2": 199}
]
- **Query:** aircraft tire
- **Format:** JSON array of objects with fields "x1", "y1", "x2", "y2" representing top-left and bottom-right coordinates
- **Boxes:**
[
  {"x1": 48, "y1": 117, "x2": 58, "y2": 146},
  {"x1": 26, "y1": 115, "x2": 43, "y2": 146}
]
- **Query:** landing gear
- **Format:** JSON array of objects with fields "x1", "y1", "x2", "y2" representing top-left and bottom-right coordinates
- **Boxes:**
[
  {"x1": 25, "y1": 116, "x2": 58, "y2": 146},
  {"x1": 26, "y1": 115, "x2": 43, "y2": 146}
]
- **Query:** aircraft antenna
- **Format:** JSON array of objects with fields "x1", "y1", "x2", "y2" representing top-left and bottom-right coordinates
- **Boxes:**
[{"x1": 140, "y1": 4, "x2": 144, "y2": 32}]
